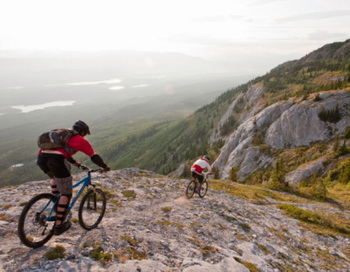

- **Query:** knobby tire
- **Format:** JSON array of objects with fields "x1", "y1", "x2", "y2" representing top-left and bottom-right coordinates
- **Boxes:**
[
  {"x1": 78, "y1": 188, "x2": 106, "y2": 230},
  {"x1": 18, "y1": 193, "x2": 57, "y2": 248},
  {"x1": 186, "y1": 180, "x2": 196, "y2": 199},
  {"x1": 199, "y1": 180, "x2": 208, "y2": 198}
]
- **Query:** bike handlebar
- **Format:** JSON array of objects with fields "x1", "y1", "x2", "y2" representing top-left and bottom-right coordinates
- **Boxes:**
[
  {"x1": 79, "y1": 165, "x2": 104, "y2": 173},
  {"x1": 89, "y1": 168, "x2": 104, "y2": 173}
]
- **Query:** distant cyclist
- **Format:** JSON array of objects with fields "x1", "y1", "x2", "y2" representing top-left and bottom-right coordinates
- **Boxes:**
[
  {"x1": 191, "y1": 155, "x2": 213, "y2": 191},
  {"x1": 37, "y1": 120, "x2": 111, "y2": 235}
]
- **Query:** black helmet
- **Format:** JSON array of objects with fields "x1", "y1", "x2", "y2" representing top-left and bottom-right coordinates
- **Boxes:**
[
  {"x1": 73, "y1": 120, "x2": 90, "y2": 135},
  {"x1": 203, "y1": 155, "x2": 210, "y2": 161}
]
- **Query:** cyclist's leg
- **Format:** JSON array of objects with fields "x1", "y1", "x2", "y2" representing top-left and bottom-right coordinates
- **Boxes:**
[
  {"x1": 197, "y1": 174, "x2": 204, "y2": 189},
  {"x1": 55, "y1": 182, "x2": 72, "y2": 224},
  {"x1": 37, "y1": 153, "x2": 59, "y2": 195},
  {"x1": 191, "y1": 171, "x2": 198, "y2": 185},
  {"x1": 192, "y1": 172, "x2": 203, "y2": 190},
  {"x1": 47, "y1": 156, "x2": 73, "y2": 232}
]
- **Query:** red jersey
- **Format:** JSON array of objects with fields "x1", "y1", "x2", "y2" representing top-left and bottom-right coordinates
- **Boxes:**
[
  {"x1": 38, "y1": 135, "x2": 95, "y2": 158},
  {"x1": 191, "y1": 158, "x2": 212, "y2": 175}
]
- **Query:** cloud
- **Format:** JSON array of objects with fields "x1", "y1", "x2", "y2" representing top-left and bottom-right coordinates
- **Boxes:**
[
  {"x1": 191, "y1": 14, "x2": 243, "y2": 23},
  {"x1": 308, "y1": 31, "x2": 348, "y2": 41},
  {"x1": 251, "y1": 0, "x2": 285, "y2": 6},
  {"x1": 275, "y1": 10, "x2": 350, "y2": 23}
]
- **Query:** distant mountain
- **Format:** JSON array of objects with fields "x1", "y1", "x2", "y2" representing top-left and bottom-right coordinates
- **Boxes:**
[
  {"x1": 0, "y1": 50, "x2": 250, "y2": 187},
  {"x1": 1, "y1": 40, "x2": 350, "y2": 190},
  {"x1": 0, "y1": 50, "x2": 238, "y2": 88},
  {"x1": 99, "y1": 39, "x2": 350, "y2": 192}
]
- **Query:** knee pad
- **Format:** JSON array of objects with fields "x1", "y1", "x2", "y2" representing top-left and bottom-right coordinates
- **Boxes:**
[{"x1": 54, "y1": 176, "x2": 73, "y2": 195}]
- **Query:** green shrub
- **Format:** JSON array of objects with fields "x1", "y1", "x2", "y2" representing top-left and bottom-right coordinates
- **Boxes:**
[
  {"x1": 90, "y1": 246, "x2": 113, "y2": 265},
  {"x1": 230, "y1": 167, "x2": 239, "y2": 182},
  {"x1": 313, "y1": 93, "x2": 322, "y2": 101},
  {"x1": 297, "y1": 175, "x2": 328, "y2": 200},
  {"x1": 278, "y1": 204, "x2": 350, "y2": 235},
  {"x1": 120, "y1": 235, "x2": 140, "y2": 246},
  {"x1": 318, "y1": 104, "x2": 341, "y2": 123},
  {"x1": 344, "y1": 126, "x2": 350, "y2": 138},
  {"x1": 338, "y1": 161, "x2": 350, "y2": 184},
  {"x1": 44, "y1": 245, "x2": 66, "y2": 260},
  {"x1": 266, "y1": 158, "x2": 288, "y2": 191}
]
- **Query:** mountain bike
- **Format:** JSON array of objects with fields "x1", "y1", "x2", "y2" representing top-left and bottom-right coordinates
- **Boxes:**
[
  {"x1": 186, "y1": 172, "x2": 210, "y2": 199},
  {"x1": 18, "y1": 167, "x2": 107, "y2": 248}
]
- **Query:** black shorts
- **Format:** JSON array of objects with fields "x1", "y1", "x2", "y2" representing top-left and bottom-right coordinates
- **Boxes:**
[
  {"x1": 191, "y1": 171, "x2": 204, "y2": 183},
  {"x1": 37, "y1": 153, "x2": 71, "y2": 179}
]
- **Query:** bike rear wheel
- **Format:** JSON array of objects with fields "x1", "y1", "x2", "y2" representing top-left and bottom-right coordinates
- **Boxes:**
[
  {"x1": 78, "y1": 188, "x2": 106, "y2": 230},
  {"x1": 18, "y1": 193, "x2": 57, "y2": 248},
  {"x1": 186, "y1": 180, "x2": 196, "y2": 199},
  {"x1": 199, "y1": 180, "x2": 208, "y2": 198}
]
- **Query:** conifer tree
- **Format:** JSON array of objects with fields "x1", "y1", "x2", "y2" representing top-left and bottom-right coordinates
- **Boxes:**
[{"x1": 333, "y1": 135, "x2": 340, "y2": 153}]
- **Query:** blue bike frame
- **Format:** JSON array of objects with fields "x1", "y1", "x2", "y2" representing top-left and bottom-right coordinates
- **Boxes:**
[{"x1": 43, "y1": 170, "x2": 94, "y2": 222}]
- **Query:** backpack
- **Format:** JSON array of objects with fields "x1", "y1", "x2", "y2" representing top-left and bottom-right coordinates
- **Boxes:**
[{"x1": 37, "y1": 128, "x2": 78, "y2": 150}]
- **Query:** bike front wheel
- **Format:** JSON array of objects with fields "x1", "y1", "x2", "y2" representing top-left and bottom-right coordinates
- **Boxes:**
[
  {"x1": 78, "y1": 188, "x2": 106, "y2": 230},
  {"x1": 199, "y1": 181, "x2": 208, "y2": 198},
  {"x1": 18, "y1": 193, "x2": 57, "y2": 248},
  {"x1": 186, "y1": 180, "x2": 196, "y2": 199}
]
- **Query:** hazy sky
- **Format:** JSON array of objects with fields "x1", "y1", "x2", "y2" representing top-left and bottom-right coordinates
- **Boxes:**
[{"x1": 1, "y1": 0, "x2": 349, "y2": 74}]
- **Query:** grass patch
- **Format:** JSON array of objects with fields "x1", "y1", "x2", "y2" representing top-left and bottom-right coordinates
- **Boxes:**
[
  {"x1": 327, "y1": 183, "x2": 350, "y2": 209},
  {"x1": 257, "y1": 244, "x2": 270, "y2": 255},
  {"x1": 161, "y1": 206, "x2": 172, "y2": 212},
  {"x1": 156, "y1": 220, "x2": 183, "y2": 229},
  {"x1": 122, "y1": 248, "x2": 148, "y2": 260},
  {"x1": 90, "y1": 246, "x2": 113, "y2": 265},
  {"x1": 210, "y1": 179, "x2": 309, "y2": 204},
  {"x1": 102, "y1": 189, "x2": 116, "y2": 200},
  {"x1": 234, "y1": 257, "x2": 260, "y2": 272},
  {"x1": 0, "y1": 204, "x2": 13, "y2": 209},
  {"x1": 278, "y1": 204, "x2": 350, "y2": 236},
  {"x1": 44, "y1": 245, "x2": 66, "y2": 260},
  {"x1": 201, "y1": 245, "x2": 219, "y2": 257},
  {"x1": 110, "y1": 198, "x2": 122, "y2": 208},
  {"x1": 188, "y1": 236, "x2": 219, "y2": 258},
  {"x1": 121, "y1": 190, "x2": 136, "y2": 201},
  {"x1": 0, "y1": 213, "x2": 11, "y2": 222},
  {"x1": 121, "y1": 235, "x2": 141, "y2": 246},
  {"x1": 239, "y1": 222, "x2": 251, "y2": 232}
]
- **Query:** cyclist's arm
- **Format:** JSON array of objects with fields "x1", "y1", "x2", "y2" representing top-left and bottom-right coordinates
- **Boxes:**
[
  {"x1": 91, "y1": 154, "x2": 110, "y2": 171},
  {"x1": 206, "y1": 162, "x2": 213, "y2": 174},
  {"x1": 68, "y1": 136, "x2": 110, "y2": 171}
]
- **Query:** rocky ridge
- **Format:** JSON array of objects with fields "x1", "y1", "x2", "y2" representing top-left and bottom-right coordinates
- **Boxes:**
[
  {"x1": 1, "y1": 168, "x2": 349, "y2": 272},
  {"x1": 213, "y1": 89, "x2": 350, "y2": 181}
]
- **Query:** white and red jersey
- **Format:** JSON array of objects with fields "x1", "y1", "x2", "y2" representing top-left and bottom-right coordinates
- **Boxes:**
[{"x1": 191, "y1": 158, "x2": 212, "y2": 175}]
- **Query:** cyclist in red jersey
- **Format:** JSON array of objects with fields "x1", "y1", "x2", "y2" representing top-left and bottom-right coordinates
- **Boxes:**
[
  {"x1": 37, "y1": 120, "x2": 111, "y2": 235},
  {"x1": 191, "y1": 155, "x2": 213, "y2": 191}
]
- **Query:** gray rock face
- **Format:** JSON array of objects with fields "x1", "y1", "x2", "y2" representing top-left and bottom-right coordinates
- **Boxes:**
[
  {"x1": 209, "y1": 85, "x2": 265, "y2": 144},
  {"x1": 213, "y1": 90, "x2": 350, "y2": 181},
  {"x1": 285, "y1": 155, "x2": 330, "y2": 185},
  {"x1": 265, "y1": 91, "x2": 350, "y2": 149}
]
